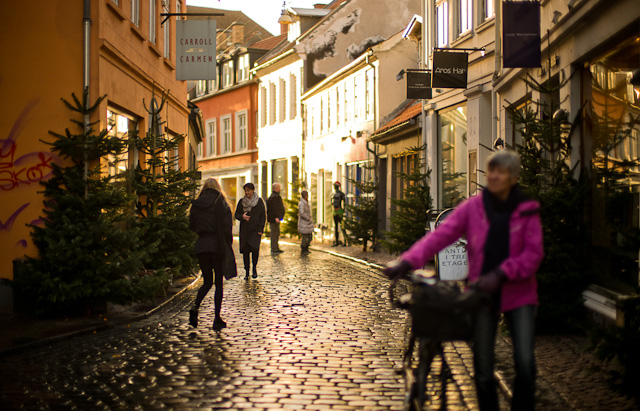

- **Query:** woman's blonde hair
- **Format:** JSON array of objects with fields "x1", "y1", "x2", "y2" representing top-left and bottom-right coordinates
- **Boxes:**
[{"x1": 196, "y1": 178, "x2": 230, "y2": 206}]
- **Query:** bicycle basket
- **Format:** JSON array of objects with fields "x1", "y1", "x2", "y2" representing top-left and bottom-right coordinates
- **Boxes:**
[{"x1": 409, "y1": 283, "x2": 486, "y2": 341}]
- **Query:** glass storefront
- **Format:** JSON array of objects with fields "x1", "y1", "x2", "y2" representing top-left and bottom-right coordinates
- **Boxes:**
[
  {"x1": 272, "y1": 159, "x2": 288, "y2": 198},
  {"x1": 587, "y1": 35, "x2": 640, "y2": 289},
  {"x1": 439, "y1": 105, "x2": 468, "y2": 208}
]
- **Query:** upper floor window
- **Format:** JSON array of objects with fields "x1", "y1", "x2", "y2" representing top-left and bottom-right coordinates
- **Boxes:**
[
  {"x1": 221, "y1": 116, "x2": 232, "y2": 154},
  {"x1": 343, "y1": 83, "x2": 349, "y2": 124},
  {"x1": 196, "y1": 80, "x2": 206, "y2": 97},
  {"x1": 436, "y1": 0, "x2": 449, "y2": 47},
  {"x1": 327, "y1": 92, "x2": 331, "y2": 130},
  {"x1": 320, "y1": 95, "x2": 325, "y2": 132},
  {"x1": 336, "y1": 88, "x2": 340, "y2": 126},
  {"x1": 237, "y1": 54, "x2": 250, "y2": 82},
  {"x1": 353, "y1": 77, "x2": 359, "y2": 120},
  {"x1": 365, "y1": 69, "x2": 374, "y2": 120},
  {"x1": 208, "y1": 78, "x2": 217, "y2": 93},
  {"x1": 279, "y1": 78, "x2": 287, "y2": 123},
  {"x1": 222, "y1": 61, "x2": 234, "y2": 88},
  {"x1": 197, "y1": 141, "x2": 203, "y2": 158},
  {"x1": 269, "y1": 82, "x2": 277, "y2": 125},
  {"x1": 176, "y1": 0, "x2": 181, "y2": 18},
  {"x1": 149, "y1": 0, "x2": 157, "y2": 44},
  {"x1": 163, "y1": 2, "x2": 170, "y2": 57},
  {"x1": 483, "y1": 0, "x2": 495, "y2": 20},
  {"x1": 205, "y1": 119, "x2": 216, "y2": 156},
  {"x1": 289, "y1": 74, "x2": 297, "y2": 120},
  {"x1": 236, "y1": 111, "x2": 248, "y2": 151},
  {"x1": 106, "y1": 108, "x2": 138, "y2": 178},
  {"x1": 131, "y1": 0, "x2": 140, "y2": 26},
  {"x1": 260, "y1": 86, "x2": 267, "y2": 127},
  {"x1": 459, "y1": 0, "x2": 472, "y2": 35}
]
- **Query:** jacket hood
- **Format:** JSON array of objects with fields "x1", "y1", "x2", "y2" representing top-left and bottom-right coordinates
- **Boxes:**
[{"x1": 192, "y1": 188, "x2": 221, "y2": 209}]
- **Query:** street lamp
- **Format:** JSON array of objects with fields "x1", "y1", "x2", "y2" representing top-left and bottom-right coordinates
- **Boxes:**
[{"x1": 278, "y1": 2, "x2": 293, "y2": 25}]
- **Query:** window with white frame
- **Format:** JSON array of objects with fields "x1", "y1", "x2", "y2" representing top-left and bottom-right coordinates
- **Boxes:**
[
  {"x1": 269, "y1": 82, "x2": 276, "y2": 125},
  {"x1": 236, "y1": 111, "x2": 248, "y2": 151},
  {"x1": 205, "y1": 119, "x2": 216, "y2": 156},
  {"x1": 237, "y1": 54, "x2": 250, "y2": 82},
  {"x1": 260, "y1": 86, "x2": 267, "y2": 127},
  {"x1": 173, "y1": 144, "x2": 180, "y2": 170},
  {"x1": 197, "y1": 141, "x2": 203, "y2": 158},
  {"x1": 106, "y1": 108, "x2": 138, "y2": 178},
  {"x1": 196, "y1": 80, "x2": 206, "y2": 97},
  {"x1": 483, "y1": 0, "x2": 494, "y2": 20},
  {"x1": 327, "y1": 92, "x2": 331, "y2": 130},
  {"x1": 289, "y1": 74, "x2": 297, "y2": 120},
  {"x1": 221, "y1": 116, "x2": 232, "y2": 154},
  {"x1": 436, "y1": 0, "x2": 449, "y2": 47},
  {"x1": 320, "y1": 95, "x2": 324, "y2": 132},
  {"x1": 149, "y1": 0, "x2": 156, "y2": 44},
  {"x1": 336, "y1": 88, "x2": 340, "y2": 126},
  {"x1": 163, "y1": 2, "x2": 170, "y2": 57},
  {"x1": 459, "y1": 0, "x2": 472, "y2": 35},
  {"x1": 365, "y1": 69, "x2": 374, "y2": 120},
  {"x1": 208, "y1": 78, "x2": 217, "y2": 93},
  {"x1": 353, "y1": 76, "x2": 359, "y2": 120},
  {"x1": 131, "y1": 0, "x2": 140, "y2": 26},
  {"x1": 343, "y1": 83, "x2": 349, "y2": 124},
  {"x1": 279, "y1": 78, "x2": 287, "y2": 123},
  {"x1": 222, "y1": 61, "x2": 234, "y2": 88}
]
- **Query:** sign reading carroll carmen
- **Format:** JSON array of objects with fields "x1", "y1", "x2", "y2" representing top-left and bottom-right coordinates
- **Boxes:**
[
  {"x1": 176, "y1": 20, "x2": 217, "y2": 81},
  {"x1": 434, "y1": 208, "x2": 468, "y2": 281}
]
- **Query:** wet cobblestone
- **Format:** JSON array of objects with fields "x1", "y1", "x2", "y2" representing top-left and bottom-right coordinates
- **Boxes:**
[{"x1": 0, "y1": 244, "x2": 484, "y2": 410}]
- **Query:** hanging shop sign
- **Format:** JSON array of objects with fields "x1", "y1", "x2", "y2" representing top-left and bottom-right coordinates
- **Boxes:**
[
  {"x1": 432, "y1": 51, "x2": 468, "y2": 89},
  {"x1": 176, "y1": 19, "x2": 217, "y2": 80},
  {"x1": 434, "y1": 208, "x2": 468, "y2": 281},
  {"x1": 502, "y1": 0, "x2": 541, "y2": 68},
  {"x1": 407, "y1": 71, "x2": 432, "y2": 99}
]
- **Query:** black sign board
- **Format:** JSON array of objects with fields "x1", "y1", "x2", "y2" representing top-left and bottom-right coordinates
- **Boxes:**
[
  {"x1": 407, "y1": 71, "x2": 432, "y2": 99},
  {"x1": 503, "y1": 0, "x2": 541, "y2": 68},
  {"x1": 432, "y1": 51, "x2": 468, "y2": 89}
]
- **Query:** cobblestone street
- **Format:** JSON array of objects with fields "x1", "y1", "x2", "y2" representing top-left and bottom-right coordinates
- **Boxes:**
[{"x1": 0, "y1": 244, "x2": 486, "y2": 410}]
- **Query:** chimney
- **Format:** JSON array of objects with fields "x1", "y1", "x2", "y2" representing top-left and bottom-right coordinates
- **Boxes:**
[
  {"x1": 314, "y1": 3, "x2": 326, "y2": 8},
  {"x1": 280, "y1": 23, "x2": 288, "y2": 34},
  {"x1": 231, "y1": 23, "x2": 245, "y2": 47}
]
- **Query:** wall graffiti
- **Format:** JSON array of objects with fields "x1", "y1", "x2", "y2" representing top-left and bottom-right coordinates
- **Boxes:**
[
  {"x1": 0, "y1": 98, "x2": 55, "y2": 192},
  {"x1": 0, "y1": 203, "x2": 29, "y2": 232}
]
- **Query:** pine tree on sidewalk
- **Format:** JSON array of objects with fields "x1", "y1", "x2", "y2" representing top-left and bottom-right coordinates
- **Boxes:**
[
  {"x1": 281, "y1": 180, "x2": 305, "y2": 238},
  {"x1": 19, "y1": 91, "x2": 149, "y2": 314},
  {"x1": 381, "y1": 146, "x2": 432, "y2": 255},
  {"x1": 343, "y1": 162, "x2": 378, "y2": 252},
  {"x1": 131, "y1": 93, "x2": 199, "y2": 279}
]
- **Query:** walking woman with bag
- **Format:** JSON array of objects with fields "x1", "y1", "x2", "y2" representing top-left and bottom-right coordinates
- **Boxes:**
[
  {"x1": 235, "y1": 182, "x2": 266, "y2": 279},
  {"x1": 188, "y1": 178, "x2": 233, "y2": 331}
]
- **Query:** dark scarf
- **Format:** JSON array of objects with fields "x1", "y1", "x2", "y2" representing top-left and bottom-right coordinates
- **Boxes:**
[{"x1": 481, "y1": 186, "x2": 525, "y2": 274}]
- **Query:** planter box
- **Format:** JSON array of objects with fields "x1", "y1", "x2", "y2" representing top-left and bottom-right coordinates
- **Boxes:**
[{"x1": 583, "y1": 284, "x2": 639, "y2": 328}]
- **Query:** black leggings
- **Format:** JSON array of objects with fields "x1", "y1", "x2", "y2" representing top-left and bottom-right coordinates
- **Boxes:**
[
  {"x1": 242, "y1": 248, "x2": 260, "y2": 272},
  {"x1": 195, "y1": 253, "x2": 224, "y2": 316}
]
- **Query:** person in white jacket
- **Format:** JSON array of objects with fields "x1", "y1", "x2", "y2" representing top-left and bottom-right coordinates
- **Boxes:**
[{"x1": 298, "y1": 190, "x2": 314, "y2": 255}]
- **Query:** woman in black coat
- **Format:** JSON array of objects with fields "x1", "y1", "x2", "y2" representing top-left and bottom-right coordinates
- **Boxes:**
[
  {"x1": 235, "y1": 182, "x2": 266, "y2": 279},
  {"x1": 188, "y1": 178, "x2": 232, "y2": 330}
]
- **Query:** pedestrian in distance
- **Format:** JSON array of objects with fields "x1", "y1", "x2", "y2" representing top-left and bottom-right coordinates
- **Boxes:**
[
  {"x1": 235, "y1": 182, "x2": 266, "y2": 279},
  {"x1": 188, "y1": 178, "x2": 233, "y2": 331},
  {"x1": 385, "y1": 151, "x2": 544, "y2": 411},
  {"x1": 298, "y1": 190, "x2": 314, "y2": 255},
  {"x1": 267, "y1": 182, "x2": 285, "y2": 255},
  {"x1": 331, "y1": 181, "x2": 346, "y2": 246}
]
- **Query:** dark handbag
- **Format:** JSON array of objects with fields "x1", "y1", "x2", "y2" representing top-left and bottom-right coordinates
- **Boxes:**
[
  {"x1": 215, "y1": 197, "x2": 237, "y2": 280},
  {"x1": 410, "y1": 283, "x2": 486, "y2": 341}
]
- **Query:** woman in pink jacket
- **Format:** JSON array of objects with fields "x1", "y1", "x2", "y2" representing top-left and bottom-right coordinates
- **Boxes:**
[{"x1": 385, "y1": 151, "x2": 544, "y2": 411}]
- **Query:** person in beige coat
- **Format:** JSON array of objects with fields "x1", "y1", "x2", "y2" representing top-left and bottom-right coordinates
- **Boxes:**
[{"x1": 298, "y1": 190, "x2": 314, "y2": 255}]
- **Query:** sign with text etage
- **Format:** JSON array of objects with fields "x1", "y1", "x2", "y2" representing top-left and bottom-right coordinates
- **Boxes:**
[{"x1": 434, "y1": 208, "x2": 468, "y2": 281}]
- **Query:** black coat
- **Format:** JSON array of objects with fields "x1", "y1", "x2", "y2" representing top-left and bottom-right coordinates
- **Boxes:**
[
  {"x1": 235, "y1": 196, "x2": 266, "y2": 253},
  {"x1": 189, "y1": 188, "x2": 232, "y2": 255},
  {"x1": 266, "y1": 191, "x2": 285, "y2": 223}
]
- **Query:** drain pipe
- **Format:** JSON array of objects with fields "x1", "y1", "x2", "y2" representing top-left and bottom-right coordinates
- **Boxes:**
[
  {"x1": 83, "y1": 0, "x2": 92, "y2": 198},
  {"x1": 491, "y1": 0, "x2": 502, "y2": 149}
]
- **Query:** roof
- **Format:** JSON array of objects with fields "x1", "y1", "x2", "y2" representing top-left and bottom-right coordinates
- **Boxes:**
[
  {"x1": 372, "y1": 100, "x2": 422, "y2": 137},
  {"x1": 289, "y1": 7, "x2": 331, "y2": 17},
  {"x1": 186, "y1": 5, "x2": 274, "y2": 42},
  {"x1": 250, "y1": 33, "x2": 287, "y2": 50}
]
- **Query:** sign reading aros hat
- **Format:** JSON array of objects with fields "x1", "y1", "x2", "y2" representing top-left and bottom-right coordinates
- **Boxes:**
[
  {"x1": 432, "y1": 51, "x2": 468, "y2": 89},
  {"x1": 176, "y1": 19, "x2": 217, "y2": 80}
]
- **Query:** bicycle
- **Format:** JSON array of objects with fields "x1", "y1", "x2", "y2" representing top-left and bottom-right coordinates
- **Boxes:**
[{"x1": 389, "y1": 269, "x2": 486, "y2": 411}]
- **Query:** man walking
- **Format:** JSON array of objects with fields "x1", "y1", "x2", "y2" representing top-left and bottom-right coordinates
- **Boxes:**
[
  {"x1": 331, "y1": 181, "x2": 346, "y2": 246},
  {"x1": 267, "y1": 183, "x2": 285, "y2": 254}
]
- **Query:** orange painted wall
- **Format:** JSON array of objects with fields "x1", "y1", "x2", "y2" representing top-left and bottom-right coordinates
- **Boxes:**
[{"x1": 0, "y1": 0, "x2": 190, "y2": 281}]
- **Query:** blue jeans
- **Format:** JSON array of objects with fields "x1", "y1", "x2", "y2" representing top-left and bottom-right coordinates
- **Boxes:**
[{"x1": 473, "y1": 303, "x2": 536, "y2": 411}]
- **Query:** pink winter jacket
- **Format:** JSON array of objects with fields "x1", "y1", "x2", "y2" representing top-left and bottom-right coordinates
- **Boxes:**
[{"x1": 401, "y1": 193, "x2": 544, "y2": 313}]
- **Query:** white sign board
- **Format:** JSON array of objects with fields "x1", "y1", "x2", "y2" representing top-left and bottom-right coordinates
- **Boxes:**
[
  {"x1": 435, "y1": 209, "x2": 468, "y2": 281},
  {"x1": 176, "y1": 20, "x2": 217, "y2": 80}
]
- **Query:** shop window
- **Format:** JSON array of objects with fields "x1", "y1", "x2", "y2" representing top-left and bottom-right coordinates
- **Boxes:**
[
  {"x1": 106, "y1": 109, "x2": 138, "y2": 178},
  {"x1": 439, "y1": 105, "x2": 468, "y2": 208},
  {"x1": 272, "y1": 159, "x2": 288, "y2": 199}
]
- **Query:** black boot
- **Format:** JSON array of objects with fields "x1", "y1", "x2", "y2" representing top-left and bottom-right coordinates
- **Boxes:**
[
  {"x1": 245, "y1": 268, "x2": 250, "y2": 280},
  {"x1": 188, "y1": 307, "x2": 198, "y2": 328},
  {"x1": 252, "y1": 267, "x2": 258, "y2": 278},
  {"x1": 213, "y1": 316, "x2": 227, "y2": 330}
]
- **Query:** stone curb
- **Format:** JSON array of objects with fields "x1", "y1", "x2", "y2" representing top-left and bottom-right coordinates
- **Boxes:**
[
  {"x1": 0, "y1": 274, "x2": 202, "y2": 358},
  {"x1": 278, "y1": 240, "x2": 514, "y2": 402}
]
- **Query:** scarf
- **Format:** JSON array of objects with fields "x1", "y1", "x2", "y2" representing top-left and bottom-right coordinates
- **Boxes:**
[{"x1": 241, "y1": 192, "x2": 259, "y2": 213}]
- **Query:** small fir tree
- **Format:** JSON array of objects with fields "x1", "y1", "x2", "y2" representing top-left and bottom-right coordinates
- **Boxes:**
[
  {"x1": 131, "y1": 94, "x2": 199, "y2": 279},
  {"x1": 19, "y1": 91, "x2": 151, "y2": 314},
  {"x1": 281, "y1": 180, "x2": 305, "y2": 238},
  {"x1": 381, "y1": 147, "x2": 433, "y2": 255},
  {"x1": 507, "y1": 70, "x2": 590, "y2": 333},
  {"x1": 344, "y1": 162, "x2": 378, "y2": 251}
]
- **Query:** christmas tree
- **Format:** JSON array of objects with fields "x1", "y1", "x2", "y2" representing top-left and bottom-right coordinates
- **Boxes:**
[
  {"x1": 381, "y1": 147, "x2": 433, "y2": 255},
  {"x1": 281, "y1": 180, "x2": 305, "y2": 238},
  {"x1": 19, "y1": 91, "x2": 153, "y2": 314},
  {"x1": 507, "y1": 69, "x2": 590, "y2": 332},
  {"x1": 130, "y1": 93, "x2": 199, "y2": 279},
  {"x1": 343, "y1": 162, "x2": 378, "y2": 252}
]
